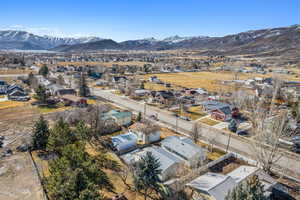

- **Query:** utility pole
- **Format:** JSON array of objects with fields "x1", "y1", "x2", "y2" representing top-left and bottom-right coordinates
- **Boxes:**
[
  {"x1": 226, "y1": 132, "x2": 232, "y2": 153},
  {"x1": 144, "y1": 102, "x2": 147, "y2": 117},
  {"x1": 175, "y1": 114, "x2": 178, "y2": 133}
]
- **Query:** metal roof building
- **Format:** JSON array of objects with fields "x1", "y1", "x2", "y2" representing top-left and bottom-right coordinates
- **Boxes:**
[
  {"x1": 121, "y1": 146, "x2": 184, "y2": 181},
  {"x1": 186, "y1": 172, "x2": 237, "y2": 200},
  {"x1": 161, "y1": 136, "x2": 206, "y2": 168}
]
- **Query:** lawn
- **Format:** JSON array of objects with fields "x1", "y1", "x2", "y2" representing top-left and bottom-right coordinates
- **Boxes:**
[
  {"x1": 37, "y1": 102, "x2": 71, "y2": 114},
  {"x1": 199, "y1": 117, "x2": 220, "y2": 126},
  {"x1": 172, "y1": 109, "x2": 205, "y2": 121}
]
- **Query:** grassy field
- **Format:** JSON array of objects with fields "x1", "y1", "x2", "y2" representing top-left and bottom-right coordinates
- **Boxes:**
[
  {"x1": 57, "y1": 61, "x2": 149, "y2": 67},
  {"x1": 0, "y1": 100, "x2": 29, "y2": 110},
  {"x1": 172, "y1": 107, "x2": 206, "y2": 120},
  {"x1": 199, "y1": 117, "x2": 220, "y2": 126},
  {"x1": 0, "y1": 69, "x2": 35, "y2": 74},
  {"x1": 143, "y1": 71, "x2": 300, "y2": 92}
]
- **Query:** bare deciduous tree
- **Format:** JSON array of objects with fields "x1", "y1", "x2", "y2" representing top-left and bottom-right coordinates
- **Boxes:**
[
  {"x1": 191, "y1": 123, "x2": 201, "y2": 144},
  {"x1": 240, "y1": 77, "x2": 289, "y2": 174}
]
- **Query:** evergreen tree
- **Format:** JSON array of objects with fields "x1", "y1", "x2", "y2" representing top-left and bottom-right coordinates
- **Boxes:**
[
  {"x1": 39, "y1": 64, "x2": 49, "y2": 77},
  {"x1": 79, "y1": 73, "x2": 89, "y2": 97},
  {"x1": 78, "y1": 185, "x2": 104, "y2": 200},
  {"x1": 75, "y1": 121, "x2": 92, "y2": 141},
  {"x1": 35, "y1": 85, "x2": 50, "y2": 104},
  {"x1": 137, "y1": 112, "x2": 142, "y2": 122},
  {"x1": 134, "y1": 152, "x2": 169, "y2": 199},
  {"x1": 47, "y1": 118, "x2": 76, "y2": 154},
  {"x1": 32, "y1": 115, "x2": 49, "y2": 150},
  {"x1": 140, "y1": 81, "x2": 145, "y2": 89},
  {"x1": 46, "y1": 142, "x2": 113, "y2": 200},
  {"x1": 225, "y1": 175, "x2": 266, "y2": 200}
]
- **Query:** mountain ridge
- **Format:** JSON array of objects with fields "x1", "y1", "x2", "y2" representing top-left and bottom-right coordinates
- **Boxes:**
[{"x1": 1, "y1": 25, "x2": 300, "y2": 56}]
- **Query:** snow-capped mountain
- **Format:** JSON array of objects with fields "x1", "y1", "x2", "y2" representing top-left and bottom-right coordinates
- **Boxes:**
[
  {"x1": 162, "y1": 35, "x2": 196, "y2": 43},
  {"x1": 0, "y1": 30, "x2": 104, "y2": 49}
]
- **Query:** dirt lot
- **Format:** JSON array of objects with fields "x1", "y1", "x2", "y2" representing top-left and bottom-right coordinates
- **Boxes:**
[
  {"x1": 0, "y1": 153, "x2": 45, "y2": 200},
  {"x1": 0, "y1": 109, "x2": 45, "y2": 200}
]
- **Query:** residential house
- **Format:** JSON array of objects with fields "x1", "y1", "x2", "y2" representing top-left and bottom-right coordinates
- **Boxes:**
[
  {"x1": 161, "y1": 136, "x2": 206, "y2": 168},
  {"x1": 186, "y1": 172, "x2": 237, "y2": 200},
  {"x1": 201, "y1": 101, "x2": 232, "y2": 121},
  {"x1": 134, "y1": 89, "x2": 151, "y2": 97},
  {"x1": 187, "y1": 165, "x2": 283, "y2": 200},
  {"x1": 0, "y1": 80, "x2": 8, "y2": 94},
  {"x1": 89, "y1": 72, "x2": 102, "y2": 80},
  {"x1": 95, "y1": 79, "x2": 109, "y2": 86},
  {"x1": 121, "y1": 146, "x2": 185, "y2": 181},
  {"x1": 154, "y1": 91, "x2": 175, "y2": 105},
  {"x1": 112, "y1": 76, "x2": 127, "y2": 83},
  {"x1": 61, "y1": 95, "x2": 87, "y2": 107},
  {"x1": 131, "y1": 122, "x2": 161, "y2": 144},
  {"x1": 7, "y1": 85, "x2": 30, "y2": 101},
  {"x1": 149, "y1": 76, "x2": 160, "y2": 83},
  {"x1": 48, "y1": 84, "x2": 76, "y2": 96},
  {"x1": 102, "y1": 110, "x2": 132, "y2": 126}
]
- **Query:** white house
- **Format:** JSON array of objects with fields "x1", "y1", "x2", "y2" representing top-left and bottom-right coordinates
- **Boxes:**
[{"x1": 131, "y1": 122, "x2": 161, "y2": 144}]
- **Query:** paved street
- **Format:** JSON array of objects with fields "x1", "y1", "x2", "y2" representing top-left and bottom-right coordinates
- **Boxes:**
[{"x1": 92, "y1": 88, "x2": 300, "y2": 179}]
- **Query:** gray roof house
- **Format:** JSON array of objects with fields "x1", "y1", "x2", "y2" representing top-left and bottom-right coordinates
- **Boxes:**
[
  {"x1": 161, "y1": 136, "x2": 206, "y2": 168},
  {"x1": 102, "y1": 110, "x2": 132, "y2": 126},
  {"x1": 187, "y1": 165, "x2": 280, "y2": 200},
  {"x1": 201, "y1": 101, "x2": 231, "y2": 112},
  {"x1": 186, "y1": 172, "x2": 237, "y2": 200},
  {"x1": 121, "y1": 146, "x2": 185, "y2": 181}
]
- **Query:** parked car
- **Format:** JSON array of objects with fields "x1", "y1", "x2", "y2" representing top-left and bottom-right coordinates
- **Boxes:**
[
  {"x1": 179, "y1": 116, "x2": 191, "y2": 121},
  {"x1": 236, "y1": 130, "x2": 248, "y2": 136}
]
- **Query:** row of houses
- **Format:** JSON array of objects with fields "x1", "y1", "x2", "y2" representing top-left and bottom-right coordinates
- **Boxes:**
[{"x1": 115, "y1": 132, "x2": 207, "y2": 182}]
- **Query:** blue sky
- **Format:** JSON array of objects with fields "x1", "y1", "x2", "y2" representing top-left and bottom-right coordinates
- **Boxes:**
[{"x1": 1, "y1": 0, "x2": 299, "y2": 41}]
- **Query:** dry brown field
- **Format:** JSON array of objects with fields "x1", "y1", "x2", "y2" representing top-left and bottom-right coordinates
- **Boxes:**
[{"x1": 143, "y1": 71, "x2": 300, "y2": 92}]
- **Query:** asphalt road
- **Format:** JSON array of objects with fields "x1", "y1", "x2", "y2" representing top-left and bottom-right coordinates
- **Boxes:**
[{"x1": 92, "y1": 88, "x2": 300, "y2": 179}]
